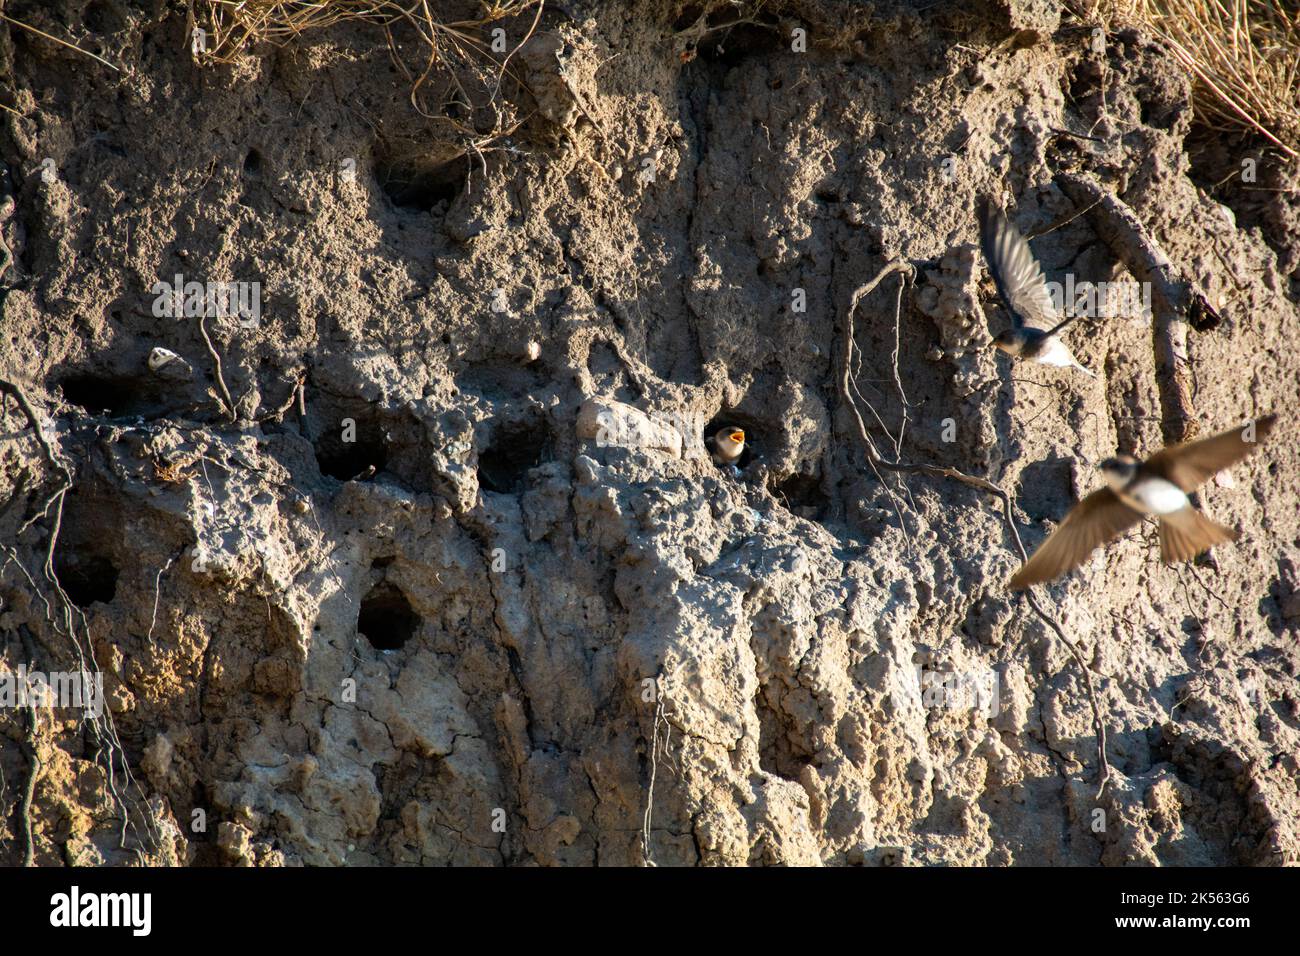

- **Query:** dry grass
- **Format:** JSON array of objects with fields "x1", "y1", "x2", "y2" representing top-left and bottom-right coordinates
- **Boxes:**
[
  {"x1": 196, "y1": 0, "x2": 538, "y2": 62},
  {"x1": 0, "y1": 12, "x2": 121, "y2": 72},
  {"x1": 1081, "y1": 0, "x2": 1300, "y2": 158},
  {"x1": 194, "y1": 1, "x2": 544, "y2": 156}
]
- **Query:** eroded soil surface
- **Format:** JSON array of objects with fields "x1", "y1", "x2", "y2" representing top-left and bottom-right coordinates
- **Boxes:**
[{"x1": 0, "y1": 0, "x2": 1297, "y2": 865}]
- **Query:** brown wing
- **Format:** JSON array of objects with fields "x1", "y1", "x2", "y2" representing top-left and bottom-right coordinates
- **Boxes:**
[
  {"x1": 1009, "y1": 488, "x2": 1144, "y2": 590},
  {"x1": 978, "y1": 198, "x2": 1060, "y2": 331},
  {"x1": 1146, "y1": 414, "x2": 1277, "y2": 493},
  {"x1": 1158, "y1": 507, "x2": 1237, "y2": 563}
]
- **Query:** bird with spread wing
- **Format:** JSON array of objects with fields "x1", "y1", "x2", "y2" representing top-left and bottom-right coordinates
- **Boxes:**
[
  {"x1": 1009, "y1": 415, "x2": 1277, "y2": 589},
  {"x1": 978, "y1": 197, "x2": 1094, "y2": 377}
]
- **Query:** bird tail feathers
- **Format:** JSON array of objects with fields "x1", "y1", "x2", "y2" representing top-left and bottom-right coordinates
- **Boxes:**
[{"x1": 1158, "y1": 507, "x2": 1237, "y2": 563}]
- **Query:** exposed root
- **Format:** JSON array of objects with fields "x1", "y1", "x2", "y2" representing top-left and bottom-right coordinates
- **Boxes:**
[
  {"x1": 0, "y1": 385, "x2": 161, "y2": 858},
  {"x1": 1056, "y1": 172, "x2": 1220, "y2": 445},
  {"x1": 17, "y1": 628, "x2": 42, "y2": 868},
  {"x1": 839, "y1": 261, "x2": 1113, "y2": 796},
  {"x1": 0, "y1": 379, "x2": 73, "y2": 533},
  {"x1": 641, "y1": 678, "x2": 666, "y2": 867},
  {"x1": 841, "y1": 262, "x2": 918, "y2": 552},
  {"x1": 196, "y1": 313, "x2": 237, "y2": 422}
]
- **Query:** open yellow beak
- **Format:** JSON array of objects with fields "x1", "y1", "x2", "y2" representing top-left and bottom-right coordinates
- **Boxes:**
[{"x1": 730, "y1": 430, "x2": 745, "y2": 444}]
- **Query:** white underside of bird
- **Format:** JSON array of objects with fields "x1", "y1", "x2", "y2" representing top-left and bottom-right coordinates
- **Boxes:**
[
  {"x1": 979, "y1": 200, "x2": 1095, "y2": 377},
  {"x1": 1112, "y1": 475, "x2": 1188, "y2": 515},
  {"x1": 1034, "y1": 337, "x2": 1094, "y2": 375}
]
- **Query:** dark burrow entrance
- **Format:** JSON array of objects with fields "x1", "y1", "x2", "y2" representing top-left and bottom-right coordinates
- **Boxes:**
[
  {"x1": 704, "y1": 411, "x2": 763, "y2": 469},
  {"x1": 478, "y1": 419, "x2": 547, "y2": 494},
  {"x1": 313, "y1": 415, "x2": 389, "y2": 482},
  {"x1": 54, "y1": 553, "x2": 119, "y2": 608},
  {"x1": 771, "y1": 472, "x2": 830, "y2": 522},
  {"x1": 303, "y1": 389, "x2": 433, "y2": 491},
  {"x1": 58, "y1": 372, "x2": 161, "y2": 419},
  {"x1": 51, "y1": 488, "x2": 122, "y2": 608},
  {"x1": 375, "y1": 152, "x2": 467, "y2": 212},
  {"x1": 357, "y1": 584, "x2": 419, "y2": 651}
]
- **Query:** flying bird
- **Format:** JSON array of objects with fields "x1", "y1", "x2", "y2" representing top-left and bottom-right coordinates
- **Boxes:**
[
  {"x1": 708, "y1": 426, "x2": 745, "y2": 467},
  {"x1": 977, "y1": 197, "x2": 1094, "y2": 377},
  {"x1": 1009, "y1": 415, "x2": 1276, "y2": 590}
]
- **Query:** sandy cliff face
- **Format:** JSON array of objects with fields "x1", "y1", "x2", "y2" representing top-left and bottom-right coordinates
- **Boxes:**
[{"x1": 0, "y1": 0, "x2": 1296, "y2": 866}]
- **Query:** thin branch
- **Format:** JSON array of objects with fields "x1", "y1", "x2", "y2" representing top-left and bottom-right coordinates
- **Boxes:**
[
  {"x1": 839, "y1": 262, "x2": 1112, "y2": 795},
  {"x1": 1025, "y1": 197, "x2": 1102, "y2": 240},
  {"x1": 197, "y1": 314, "x2": 236, "y2": 421}
]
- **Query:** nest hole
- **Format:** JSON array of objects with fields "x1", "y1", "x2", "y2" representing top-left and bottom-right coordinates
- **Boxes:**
[
  {"x1": 695, "y1": 18, "x2": 783, "y2": 67},
  {"x1": 1016, "y1": 458, "x2": 1073, "y2": 522},
  {"x1": 357, "y1": 584, "x2": 419, "y2": 651},
  {"x1": 51, "y1": 487, "x2": 122, "y2": 608},
  {"x1": 705, "y1": 412, "x2": 764, "y2": 469},
  {"x1": 772, "y1": 473, "x2": 829, "y2": 522},
  {"x1": 306, "y1": 394, "x2": 430, "y2": 491},
  {"x1": 59, "y1": 373, "x2": 154, "y2": 418},
  {"x1": 478, "y1": 420, "x2": 547, "y2": 494},
  {"x1": 84, "y1": 0, "x2": 126, "y2": 35},
  {"x1": 314, "y1": 417, "x2": 389, "y2": 482},
  {"x1": 375, "y1": 153, "x2": 467, "y2": 212},
  {"x1": 54, "y1": 552, "x2": 119, "y2": 608}
]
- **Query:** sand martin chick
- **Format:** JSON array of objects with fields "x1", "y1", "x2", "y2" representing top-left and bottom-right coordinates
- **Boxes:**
[
  {"x1": 978, "y1": 197, "x2": 1094, "y2": 377},
  {"x1": 708, "y1": 426, "x2": 745, "y2": 467},
  {"x1": 1009, "y1": 415, "x2": 1276, "y2": 589}
]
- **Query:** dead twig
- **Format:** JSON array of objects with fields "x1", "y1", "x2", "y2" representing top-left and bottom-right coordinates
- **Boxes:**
[
  {"x1": 1025, "y1": 197, "x2": 1103, "y2": 240},
  {"x1": 258, "y1": 370, "x2": 307, "y2": 424},
  {"x1": 1056, "y1": 173, "x2": 1220, "y2": 445}
]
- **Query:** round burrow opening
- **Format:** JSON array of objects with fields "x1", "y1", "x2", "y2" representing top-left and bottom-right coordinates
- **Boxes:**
[
  {"x1": 313, "y1": 414, "x2": 389, "y2": 482},
  {"x1": 54, "y1": 553, "x2": 119, "y2": 608},
  {"x1": 58, "y1": 372, "x2": 160, "y2": 419},
  {"x1": 770, "y1": 472, "x2": 830, "y2": 522},
  {"x1": 375, "y1": 151, "x2": 467, "y2": 213},
  {"x1": 357, "y1": 584, "x2": 419, "y2": 651},
  {"x1": 704, "y1": 411, "x2": 766, "y2": 469},
  {"x1": 478, "y1": 419, "x2": 548, "y2": 494}
]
